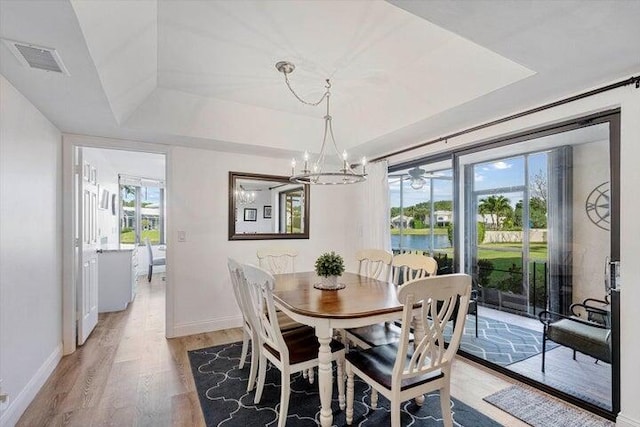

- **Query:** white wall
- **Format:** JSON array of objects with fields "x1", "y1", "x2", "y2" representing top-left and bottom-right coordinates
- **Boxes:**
[
  {"x1": 0, "y1": 75, "x2": 62, "y2": 426},
  {"x1": 167, "y1": 146, "x2": 360, "y2": 336},
  {"x1": 572, "y1": 140, "x2": 610, "y2": 306},
  {"x1": 389, "y1": 83, "x2": 640, "y2": 426}
]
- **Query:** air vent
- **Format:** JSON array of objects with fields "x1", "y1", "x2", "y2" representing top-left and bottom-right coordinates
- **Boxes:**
[{"x1": 2, "y1": 39, "x2": 69, "y2": 75}]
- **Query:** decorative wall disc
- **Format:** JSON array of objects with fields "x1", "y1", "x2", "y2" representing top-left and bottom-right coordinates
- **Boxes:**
[{"x1": 585, "y1": 181, "x2": 610, "y2": 231}]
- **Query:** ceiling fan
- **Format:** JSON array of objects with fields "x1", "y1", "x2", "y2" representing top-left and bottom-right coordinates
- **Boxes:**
[{"x1": 406, "y1": 167, "x2": 451, "y2": 190}]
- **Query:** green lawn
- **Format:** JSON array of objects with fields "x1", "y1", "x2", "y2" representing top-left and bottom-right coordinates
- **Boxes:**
[
  {"x1": 476, "y1": 242, "x2": 548, "y2": 295},
  {"x1": 120, "y1": 229, "x2": 160, "y2": 244}
]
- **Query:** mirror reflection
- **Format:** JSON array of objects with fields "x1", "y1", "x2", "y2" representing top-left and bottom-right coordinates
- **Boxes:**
[{"x1": 229, "y1": 172, "x2": 310, "y2": 240}]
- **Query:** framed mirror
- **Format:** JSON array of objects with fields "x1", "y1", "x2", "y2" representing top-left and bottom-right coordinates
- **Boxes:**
[{"x1": 228, "y1": 172, "x2": 310, "y2": 240}]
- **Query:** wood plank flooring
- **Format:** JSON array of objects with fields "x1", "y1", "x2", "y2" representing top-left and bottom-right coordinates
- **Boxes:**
[{"x1": 18, "y1": 276, "x2": 588, "y2": 427}]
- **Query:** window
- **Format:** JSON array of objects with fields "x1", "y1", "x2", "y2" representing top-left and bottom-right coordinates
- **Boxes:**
[{"x1": 119, "y1": 176, "x2": 165, "y2": 245}]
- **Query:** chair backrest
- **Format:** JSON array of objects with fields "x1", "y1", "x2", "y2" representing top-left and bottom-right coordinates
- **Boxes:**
[
  {"x1": 145, "y1": 237, "x2": 153, "y2": 266},
  {"x1": 256, "y1": 247, "x2": 298, "y2": 274},
  {"x1": 227, "y1": 258, "x2": 248, "y2": 325},
  {"x1": 241, "y1": 263, "x2": 289, "y2": 364},
  {"x1": 356, "y1": 249, "x2": 393, "y2": 281},
  {"x1": 391, "y1": 253, "x2": 438, "y2": 285},
  {"x1": 393, "y1": 274, "x2": 472, "y2": 386}
]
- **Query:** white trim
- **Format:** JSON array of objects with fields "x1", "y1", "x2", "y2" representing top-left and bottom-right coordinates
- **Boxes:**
[
  {"x1": 617, "y1": 414, "x2": 640, "y2": 427},
  {"x1": 0, "y1": 344, "x2": 62, "y2": 427},
  {"x1": 172, "y1": 315, "x2": 243, "y2": 338}
]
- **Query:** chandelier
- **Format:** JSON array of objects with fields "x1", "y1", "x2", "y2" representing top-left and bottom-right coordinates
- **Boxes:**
[
  {"x1": 234, "y1": 186, "x2": 256, "y2": 205},
  {"x1": 275, "y1": 61, "x2": 367, "y2": 185}
]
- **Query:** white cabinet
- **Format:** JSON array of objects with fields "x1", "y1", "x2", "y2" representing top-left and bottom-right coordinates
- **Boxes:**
[{"x1": 98, "y1": 248, "x2": 137, "y2": 313}]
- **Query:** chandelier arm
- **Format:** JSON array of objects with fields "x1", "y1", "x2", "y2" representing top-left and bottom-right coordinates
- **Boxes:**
[
  {"x1": 315, "y1": 116, "x2": 331, "y2": 173},
  {"x1": 283, "y1": 72, "x2": 329, "y2": 106}
]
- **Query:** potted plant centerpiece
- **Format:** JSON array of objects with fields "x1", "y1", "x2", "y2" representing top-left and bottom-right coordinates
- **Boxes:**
[{"x1": 314, "y1": 251, "x2": 346, "y2": 290}]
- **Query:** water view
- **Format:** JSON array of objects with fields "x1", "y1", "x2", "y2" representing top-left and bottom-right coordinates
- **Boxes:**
[{"x1": 391, "y1": 233, "x2": 451, "y2": 252}]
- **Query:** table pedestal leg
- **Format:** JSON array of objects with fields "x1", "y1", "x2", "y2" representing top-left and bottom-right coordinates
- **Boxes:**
[
  {"x1": 316, "y1": 322, "x2": 333, "y2": 427},
  {"x1": 412, "y1": 313, "x2": 426, "y2": 406}
]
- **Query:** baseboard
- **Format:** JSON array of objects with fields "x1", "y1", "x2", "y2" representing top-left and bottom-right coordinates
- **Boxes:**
[
  {"x1": 617, "y1": 413, "x2": 640, "y2": 427},
  {"x1": 172, "y1": 315, "x2": 243, "y2": 337},
  {"x1": 0, "y1": 343, "x2": 62, "y2": 427}
]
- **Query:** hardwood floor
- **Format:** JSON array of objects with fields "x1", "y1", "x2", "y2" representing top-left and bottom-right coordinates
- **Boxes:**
[{"x1": 18, "y1": 276, "x2": 569, "y2": 426}]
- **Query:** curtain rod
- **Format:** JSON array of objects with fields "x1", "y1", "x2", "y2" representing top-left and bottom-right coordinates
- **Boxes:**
[{"x1": 371, "y1": 75, "x2": 640, "y2": 163}]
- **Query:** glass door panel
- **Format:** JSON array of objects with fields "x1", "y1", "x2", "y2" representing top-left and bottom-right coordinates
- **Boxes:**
[
  {"x1": 389, "y1": 160, "x2": 454, "y2": 273},
  {"x1": 457, "y1": 122, "x2": 615, "y2": 415}
]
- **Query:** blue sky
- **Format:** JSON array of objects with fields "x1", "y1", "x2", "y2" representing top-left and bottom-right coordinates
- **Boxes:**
[{"x1": 390, "y1": 152, "x2": 547, "y2": 208}]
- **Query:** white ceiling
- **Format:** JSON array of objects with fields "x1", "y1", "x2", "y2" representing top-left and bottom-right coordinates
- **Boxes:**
[
  {"x1": 1, "y1": 0, "x2": 638, "y2": 161},
  {"x1": 84, "y1": 147, "x2": 166, "y2": 181}
]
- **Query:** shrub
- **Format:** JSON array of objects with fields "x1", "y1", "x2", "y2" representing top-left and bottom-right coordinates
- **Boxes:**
[
  {"x1": 476, "y1": 259, "x2": 494, "y2": 288},
  {"x1": 314, "y1": 251, "x2": 345, "y2": 277},
  {"x1": 477, "y1": 222, "x2": 486, "y2": 244}
]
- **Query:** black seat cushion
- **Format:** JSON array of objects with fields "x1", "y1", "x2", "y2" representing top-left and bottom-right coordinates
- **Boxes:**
[
  {"x1": 346, "y1": 343, "x2": 444, "y2": 391},
  {"x1": 347, "y1": 323, "x2": 406, "y2": 347},
  {"x1": 264, "y1": 326, "x2": 344, "y2": 365}
]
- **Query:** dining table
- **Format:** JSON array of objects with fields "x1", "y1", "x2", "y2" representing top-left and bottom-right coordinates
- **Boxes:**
[{"x1": 272, "y1": 271, "x2": 425, "y2": 427}]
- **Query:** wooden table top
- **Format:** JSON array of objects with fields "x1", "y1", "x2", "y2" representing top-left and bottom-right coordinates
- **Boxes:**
[{"x1": 273, "y1": 271, "x2": 403, "y2": 319}]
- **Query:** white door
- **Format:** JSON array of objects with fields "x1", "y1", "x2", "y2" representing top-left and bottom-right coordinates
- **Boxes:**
[{"x1": 77, "y1": 148, "x2": 99, "y2": 345}]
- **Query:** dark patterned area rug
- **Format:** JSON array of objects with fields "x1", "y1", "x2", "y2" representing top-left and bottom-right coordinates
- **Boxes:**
[
  {"x1": 444, "y1": 316, "x2": 558, "y2": 366},
  {"x1": 484, "y1": 385, "x2": 614, "y2": 427},
  {"x1": 189, "y1": 341, "x2": 503, "y2": 426}
]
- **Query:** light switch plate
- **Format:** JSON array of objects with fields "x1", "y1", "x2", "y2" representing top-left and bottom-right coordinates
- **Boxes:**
[{"x1": 177, "y1": 231, "x2": 186, "y2": 242}]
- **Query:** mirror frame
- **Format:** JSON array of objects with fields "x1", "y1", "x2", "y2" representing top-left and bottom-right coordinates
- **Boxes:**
[{"x1": 228, "y1": 171, "x2": 310, "y2": 240}]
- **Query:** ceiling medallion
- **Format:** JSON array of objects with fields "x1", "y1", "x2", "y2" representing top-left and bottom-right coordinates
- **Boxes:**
[{"x1": 275, "y1": 61, "x2": 367, "y2": 185}]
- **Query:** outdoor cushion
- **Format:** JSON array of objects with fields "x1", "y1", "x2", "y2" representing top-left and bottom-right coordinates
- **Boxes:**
[{"x1": 547, "y1": 317, "x2": 611, "y2": 363}]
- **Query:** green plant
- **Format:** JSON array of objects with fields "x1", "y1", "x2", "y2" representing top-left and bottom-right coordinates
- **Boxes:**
[
  {"x1": 314, "y1": 251, "x2": 345, "y2": 277},
  {"x1": 477, "y1": 221, "x2": 486, "y2": 244},
  {"x1": 476, "y1": 259, "x2": 494, "y2": 287}
]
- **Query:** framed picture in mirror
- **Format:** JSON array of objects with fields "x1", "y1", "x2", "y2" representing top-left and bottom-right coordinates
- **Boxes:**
[
  {"x1": 244, "y1": 208, "x2": 257, "y2": 221},
  {"x1": 263, "y1": 205, "x2": 272, "y2": 219}
]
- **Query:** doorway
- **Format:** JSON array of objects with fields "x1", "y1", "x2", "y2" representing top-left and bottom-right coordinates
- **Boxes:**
[{"x1": 62, "y1": 138, "x2": 169, "y2": 354}]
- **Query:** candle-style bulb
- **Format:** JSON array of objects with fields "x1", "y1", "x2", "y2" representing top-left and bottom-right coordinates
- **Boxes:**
[
  {"x1": 342, "y1": 150, "x2": 348, "y2": 161},
  {"x1": 304, "y1": 151, "x2": 309, "y2": 161},
  {"x1": 361, "y1": 156, "x2": 367, "y2": 166},
  {"x1": 291, "y1": 158, "x2": 296, "y2": 167}
]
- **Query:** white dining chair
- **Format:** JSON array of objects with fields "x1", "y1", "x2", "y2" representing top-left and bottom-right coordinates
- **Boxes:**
[
  {"x1": 256, "y1": 247, "x2": 298, "y2": 275},
  {"x1": 356, "y1": 248, "x2": 393, "y2": 282},
  {"x1": 255, "y1": 246, "x2": 311, "y2": 379},
  {"x1": 240, "y1": 263, "x2": 346, "y2": 427},
  {"x1": 346, "y1": 252, "x2": 438, "y2": 350},
  {"x1": 227, "y1": 258, "x2": 259, "y2": 392},
  {"x1": 345, "y1": 274, "x2": 472, "y2": 427}
]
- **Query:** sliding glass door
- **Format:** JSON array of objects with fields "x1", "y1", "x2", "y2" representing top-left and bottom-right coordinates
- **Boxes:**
[
  {"x1": 388, "y1": 111, "x2": 620, "y2": 418},
  {"x1": 455, "y1": 117, "x2": 619, "y2": 417}
]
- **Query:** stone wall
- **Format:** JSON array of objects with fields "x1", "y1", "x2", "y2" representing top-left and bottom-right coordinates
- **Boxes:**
[{"x1": 482, "y1": 229, "x2": 547, "y2": 243}]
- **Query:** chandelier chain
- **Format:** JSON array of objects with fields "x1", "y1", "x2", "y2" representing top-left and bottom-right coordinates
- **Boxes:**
[{"x1": 283, "y1": 72, "x2": 330, "y2": 107}]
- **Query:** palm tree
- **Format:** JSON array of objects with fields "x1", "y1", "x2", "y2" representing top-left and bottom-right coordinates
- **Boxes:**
[{"x1": 479, "y1": 195, "x2": 511, "y2": 229}]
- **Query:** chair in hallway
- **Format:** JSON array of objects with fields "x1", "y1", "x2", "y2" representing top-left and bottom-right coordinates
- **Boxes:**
[
  {"x1": 241, "y1": 263, "x2": 346, "y2": 427},
  {"x1": 345, "y1": 274, "x2": 472, "y2": 427},
  {"x1": 146, "y1": 237, "x2": 165, "y2": 282}
]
